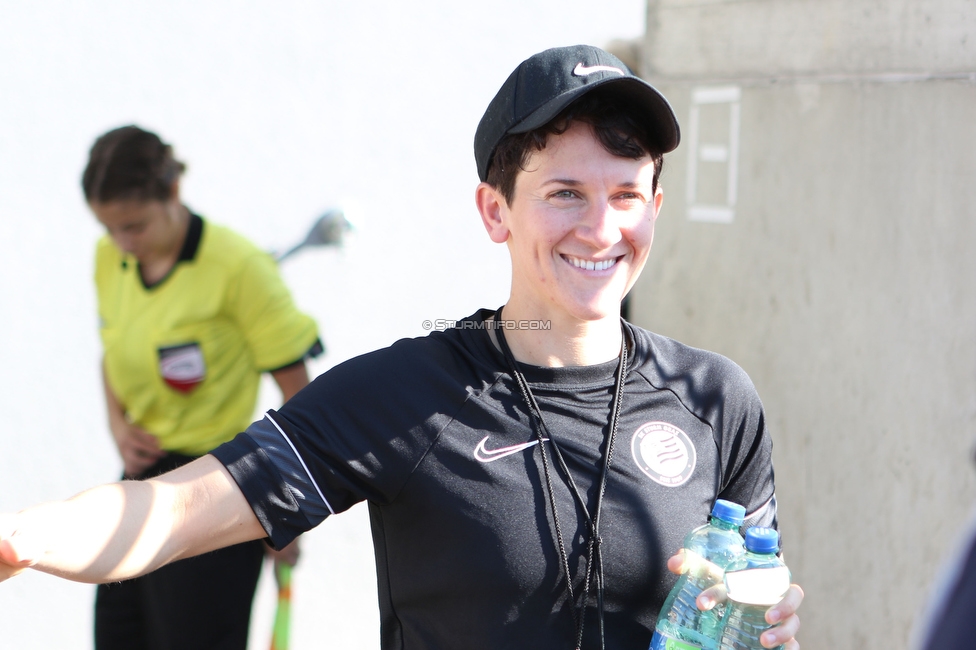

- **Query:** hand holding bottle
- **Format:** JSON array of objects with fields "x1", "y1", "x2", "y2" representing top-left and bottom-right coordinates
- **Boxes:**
[
  {"x1": 661, "y1": 524, "x2": 805, "y2": 650},
  {"x1": 714, "y1": 528, "x2": 801, "y2": 650}
]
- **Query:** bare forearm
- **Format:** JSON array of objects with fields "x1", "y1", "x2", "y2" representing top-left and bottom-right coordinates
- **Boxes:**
[
  {"x1": 9, "y1": 480, "x2": 174, "y2": 583},
  {"x1": 0, "y1": 456, "x2": 265, "y2": 584}
]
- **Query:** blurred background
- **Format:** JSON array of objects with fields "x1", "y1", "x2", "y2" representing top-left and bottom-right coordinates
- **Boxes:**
[{"x1": 1, "y1": 1, "x2": 974, "y2": 649}]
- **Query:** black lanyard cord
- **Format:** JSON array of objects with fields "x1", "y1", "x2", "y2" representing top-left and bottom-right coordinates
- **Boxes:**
[{"x1": 493, "y1": 307, "x2": 627, "y2": 650}]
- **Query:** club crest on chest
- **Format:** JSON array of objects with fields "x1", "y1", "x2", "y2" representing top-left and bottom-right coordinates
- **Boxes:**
[{"x1": 631, "y1": 421, "x2": 697, "y2": 487}]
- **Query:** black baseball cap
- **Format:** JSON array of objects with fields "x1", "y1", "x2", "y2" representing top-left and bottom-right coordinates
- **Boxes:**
[{"x1": 474, "y1": 44, "x2": 680, "y2": 182}]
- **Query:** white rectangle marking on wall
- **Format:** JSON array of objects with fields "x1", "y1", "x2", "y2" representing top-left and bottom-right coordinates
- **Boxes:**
[
  {"x1": 686, "y1": 85, "x2": 742, "y2": 224},
  {"x1": 685, "y1": 104, "x2": 701, "y2": 205},
  {"x1": 699, "y1": 145, "x2": 729, "y2": 162},
  {"x1": 691, "y1": 86, "x2": 741, "y2": 105},
  {"x1": 688, "y1": 205, "x2": 735, "y2": 224},
  {"x1": 727, "y1": 101, "x2": 740, "y2": 207}
]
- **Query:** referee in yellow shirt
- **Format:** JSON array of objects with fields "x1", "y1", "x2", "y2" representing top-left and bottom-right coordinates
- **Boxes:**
[{"x1": 83, "y1": 125, "x2": 321, "y2": 650}]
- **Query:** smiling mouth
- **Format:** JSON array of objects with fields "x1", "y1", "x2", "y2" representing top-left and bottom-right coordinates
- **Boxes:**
[{"x1": 564, "y1": 255, "x2": 620, "y2": 271}]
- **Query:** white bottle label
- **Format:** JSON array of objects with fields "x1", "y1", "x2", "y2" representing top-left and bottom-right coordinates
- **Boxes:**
[{"x1": 724, "y1": 566, "x2": 790, "y2": 606}]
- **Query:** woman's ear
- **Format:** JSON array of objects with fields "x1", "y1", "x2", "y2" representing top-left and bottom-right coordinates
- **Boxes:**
[{"x1": 475, "y1": 182, "x2": 510, "y2": 244}]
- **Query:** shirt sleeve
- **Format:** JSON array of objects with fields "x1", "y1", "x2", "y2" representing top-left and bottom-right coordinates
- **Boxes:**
[
  {"x1": 640, "y1": 329, "x2": 779, "y2": 535},
  {"x1": 211, "y1": 414, "x2": 327, "y2": 549},
  {"x1": 211, "y1": 335, "x2": 467, "y2": 548},
  {"x1": 225, "y1": 251, "x2": 319, "y2": 371},
  {"x1": 713, "y1": 364, "x2": 779, "y2": 533}
]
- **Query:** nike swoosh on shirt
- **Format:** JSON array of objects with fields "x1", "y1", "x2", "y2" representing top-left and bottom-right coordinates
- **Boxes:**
[
  {"x1": 573, "y1": 62, "x2": 625, "y2": 77},
  {"x1": 474, "y1": 436, "x2": 547, "y2": 463}
]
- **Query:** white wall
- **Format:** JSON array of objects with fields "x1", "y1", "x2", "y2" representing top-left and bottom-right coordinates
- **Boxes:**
[{"x1": 0, "y1": 2, "x2": 647, "y2": 648}]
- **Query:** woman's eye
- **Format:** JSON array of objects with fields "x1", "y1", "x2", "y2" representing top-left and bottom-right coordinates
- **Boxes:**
[{"x1": 614, "y1": 194, "x2": 647, "y2": 209}]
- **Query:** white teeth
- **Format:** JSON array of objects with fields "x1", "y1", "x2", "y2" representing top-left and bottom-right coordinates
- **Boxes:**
[{"x1": 567, "y1": 256, "x2": 616, "y2": 271}]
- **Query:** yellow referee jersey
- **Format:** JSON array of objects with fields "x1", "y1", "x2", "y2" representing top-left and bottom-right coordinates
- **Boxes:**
[{"x1": 96, "y1": 214, "x2": 319, "y2": 455}]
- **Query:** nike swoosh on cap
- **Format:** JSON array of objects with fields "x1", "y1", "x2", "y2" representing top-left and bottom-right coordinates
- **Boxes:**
[
  {"x1": 474, "y1": 436, "x2": 548, "y2": 463},
  {"x1": 573, "y1": 62, "x2": 625, "y2": 77}
]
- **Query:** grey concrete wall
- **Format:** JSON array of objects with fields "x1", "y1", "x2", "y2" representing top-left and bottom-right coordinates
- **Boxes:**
[{"x1": 630, "y1": 1, "x2": 976, "y2": 647}]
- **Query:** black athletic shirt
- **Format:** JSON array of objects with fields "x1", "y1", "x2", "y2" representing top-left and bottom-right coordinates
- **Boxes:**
[{"x1": 212, "y1": 309, "x2": 777, "y2": 650}]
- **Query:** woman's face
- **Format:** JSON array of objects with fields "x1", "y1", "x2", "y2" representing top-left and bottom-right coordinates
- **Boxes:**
[
  {"x1": 89, "y1": 198, "x2": 182, "y2": 263},
  {"x1": 482, "y1": 121, "x2": 663, "y2": 325}
]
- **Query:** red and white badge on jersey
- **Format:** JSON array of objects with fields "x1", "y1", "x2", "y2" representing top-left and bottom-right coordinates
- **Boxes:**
[{"x1": 158, "y1": 342, "x2": 206, "y2": 393}]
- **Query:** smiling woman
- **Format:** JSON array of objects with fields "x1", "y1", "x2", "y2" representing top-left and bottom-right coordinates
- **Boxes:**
[
  {"x1": 0, "y1": 46, "x2": 803, "y2": 650},
  {"x1": 476, "y1": 120, "x2": 663, "y2": 365}
]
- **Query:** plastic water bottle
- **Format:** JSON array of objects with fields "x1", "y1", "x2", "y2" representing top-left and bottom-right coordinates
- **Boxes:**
[
  {"x1": 649, "y1": 500, "x2": 747, "y2": 650},
  {"x1": 716, "y1": 527, "x2": 791, "y2": 650}
]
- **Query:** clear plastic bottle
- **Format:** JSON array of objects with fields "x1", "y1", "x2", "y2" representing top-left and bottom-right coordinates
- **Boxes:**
[
  {"x1": 716, "y1": 527, "x2": 791, "y2": 650},
  {"x1": 649, "y1": 500, "x2": 747, "y2": 650}
]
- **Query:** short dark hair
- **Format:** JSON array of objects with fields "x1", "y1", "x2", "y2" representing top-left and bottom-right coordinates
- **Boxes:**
[
  {"x1": 485, "y1": 88, "x2": 665, "y2": 206},
  {"x1": 82, "y1": 125, "x2": 185, "y2": 203}
]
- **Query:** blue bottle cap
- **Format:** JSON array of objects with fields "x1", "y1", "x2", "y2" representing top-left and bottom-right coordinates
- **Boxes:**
[
  {"x1": 711, "y1": 499, "x2": 746, "y2": 526},
  {"x1": 745, "y1": 527, "x2": 780, "y2": 554}
]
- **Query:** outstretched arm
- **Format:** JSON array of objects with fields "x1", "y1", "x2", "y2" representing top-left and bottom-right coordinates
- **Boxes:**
[{"x1": 0, "y1": 455, "x2": 263, "y2": 584}]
